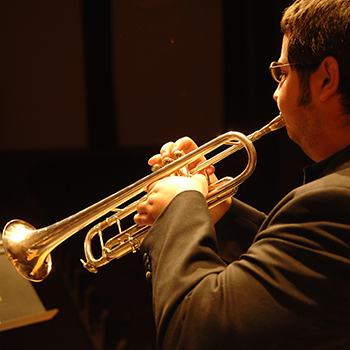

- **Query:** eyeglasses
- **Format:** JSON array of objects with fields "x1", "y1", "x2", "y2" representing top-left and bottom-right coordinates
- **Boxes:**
[{"x1": 269, "y1": 62, "x2": 298, "y2": 83}]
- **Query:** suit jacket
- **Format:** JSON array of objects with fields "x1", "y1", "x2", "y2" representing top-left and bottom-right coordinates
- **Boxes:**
[{"x1": 140, "y1": 146, "x2": 350, "y2": 350}]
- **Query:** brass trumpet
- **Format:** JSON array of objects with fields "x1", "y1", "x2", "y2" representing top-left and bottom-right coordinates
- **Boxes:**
[{"x1": 1, "y1": 114, "x2": 285, "y2": 282}]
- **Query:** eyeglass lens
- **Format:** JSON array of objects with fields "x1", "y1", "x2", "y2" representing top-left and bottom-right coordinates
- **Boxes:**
[{"x1": 270, "y1": 64, "x2": 284, "y2": 83}]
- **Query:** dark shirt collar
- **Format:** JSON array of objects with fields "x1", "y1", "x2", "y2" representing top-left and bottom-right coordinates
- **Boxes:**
[
  {"x1": 303, "y1": 144, "x2": 350, "y2": 184},
  {"x1": 304, "y1": 146, "x2": 350, "y2": 184},
  {"x1": 303, "y1": 154, "x2": 337, "y2": 184}
]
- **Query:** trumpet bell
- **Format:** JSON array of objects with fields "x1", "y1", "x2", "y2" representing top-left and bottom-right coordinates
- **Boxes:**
[{"x1": 2, "y1": 219, "x2": 52, "y2": 282}]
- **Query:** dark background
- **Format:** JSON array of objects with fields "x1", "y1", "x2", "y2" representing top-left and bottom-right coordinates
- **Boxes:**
[{"x1": 0, "y1": 1, "x2": 310, "y2": 349}]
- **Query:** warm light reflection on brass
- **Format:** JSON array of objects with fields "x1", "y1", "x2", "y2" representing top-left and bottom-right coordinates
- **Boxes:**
[{"x1": 2, "y1": 114, "x2": 285, "y2": 282}]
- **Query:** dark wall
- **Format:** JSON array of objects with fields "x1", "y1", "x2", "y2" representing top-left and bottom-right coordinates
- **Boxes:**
[{"x1": 0, "y1": 1, "x2": 87, "y2": 150}]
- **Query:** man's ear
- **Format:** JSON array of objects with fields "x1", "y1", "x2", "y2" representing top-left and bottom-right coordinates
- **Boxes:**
[{"x1": 318, "y1": 56, "x2": 340, "y2": 102}]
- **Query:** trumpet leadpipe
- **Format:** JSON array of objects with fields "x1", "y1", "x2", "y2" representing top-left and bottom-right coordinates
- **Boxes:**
[{"x1": 192, "y1": 114, "x2": 285, "y2": 175}]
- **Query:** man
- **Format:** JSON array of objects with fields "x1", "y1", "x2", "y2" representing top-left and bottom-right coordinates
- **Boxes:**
[{"x1": 134, "y1": 0, "x2": 350, "y2": 349}]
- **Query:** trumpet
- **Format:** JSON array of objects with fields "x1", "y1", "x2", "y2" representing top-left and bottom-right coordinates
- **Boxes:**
[{"x1": 1, "y1": 114, "x2": 285, "y2": 282}]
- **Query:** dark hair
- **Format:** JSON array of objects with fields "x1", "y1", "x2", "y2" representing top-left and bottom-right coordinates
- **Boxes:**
[{"x1": 281, "y1": 0, "x2": 350, "y2": 112}]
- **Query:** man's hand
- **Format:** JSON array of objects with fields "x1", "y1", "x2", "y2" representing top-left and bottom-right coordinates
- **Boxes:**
[
  {"x1": 134, "y1": 136, "x2": 232, "y2": 226},
  {"x1": 134, "y1": 174, "x2": 208, "y2": 226}
]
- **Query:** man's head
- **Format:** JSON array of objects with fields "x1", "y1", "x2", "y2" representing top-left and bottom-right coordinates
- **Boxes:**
[{"x1": 281, "y1": 0, "x2": 350, "y2": 112}]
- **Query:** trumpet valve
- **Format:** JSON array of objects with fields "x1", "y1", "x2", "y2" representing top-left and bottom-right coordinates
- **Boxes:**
[
  {"x1": 171, "y1": 150, "x2": 184, "y2": 159},
  {"x1": 161, "y1": 157, "x2": 174, "y2": 166},
  {"x1": 151, "y1": 164, "x2": 162, "y2": 172}
]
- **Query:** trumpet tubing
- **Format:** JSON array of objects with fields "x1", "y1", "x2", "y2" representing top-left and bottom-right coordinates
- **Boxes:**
[{"x1": 1, "y1": 114, "x2": 285, "y2": 282}]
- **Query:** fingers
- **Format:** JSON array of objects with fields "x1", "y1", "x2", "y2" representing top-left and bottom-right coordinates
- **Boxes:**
[
  {"x1": 148, "y1": 141, "x2": 175, "y2": 167},
  {"x1": 148, "y1": 137, "x2": 197, "y2": 166},
  {"x1": 134, "y1": 191, "x2": 154, "y2": 226},
  {"x1": 173, "y1": 137, "x2": 198, "y2": 154},
  {"x1": 133, "y1": 212, "x2": 145, "y2": 226},
  {"x1": 148, "y1": 154, "x2": 162, "y2": 166},
  {"x1": 134, "y1": 211, "x2": 154, "y2": 226},
  {"x1": 147, "y1": 136, "x2": 215, "y2": 179},
  {"x1": 134, "y1": 202, "x2": 153, "y2": 226}
]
